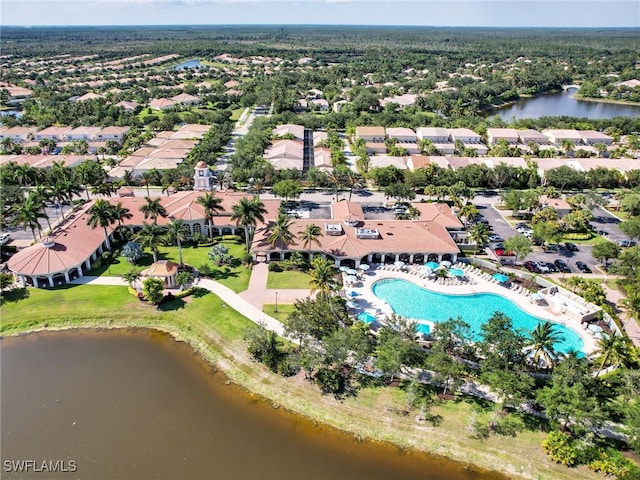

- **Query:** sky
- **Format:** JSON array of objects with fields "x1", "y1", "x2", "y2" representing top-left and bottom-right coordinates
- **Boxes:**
[{"x1": 2, "y1": 0, "x2": 639, "y2": 28}]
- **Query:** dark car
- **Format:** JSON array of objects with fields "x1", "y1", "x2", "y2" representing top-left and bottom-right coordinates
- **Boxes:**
[
  {"x1": 545, "y1": 262, "x2": 558, "y2": 273},
  {"x1": 554, "y1": 259, "x2": 571, "y2": 273},
  {"x1": 565, "y1": 242, "x2": 579, "y2": 252},
  {"x1": 576, "y1": 261, "x2": 592, "y2": 273},
  {"x1": 524, "y1": 261, "x2": 540, "y2": 273}
]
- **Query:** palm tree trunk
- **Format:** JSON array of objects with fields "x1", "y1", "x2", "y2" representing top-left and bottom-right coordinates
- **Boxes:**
[
  {"x1": 177, "y1": 239, "x2": 183, "y2": 266},
  {"x1": 102, "y1": 227, "x2": 111, "y2": 251},
  {"x1": 152, "y1": 249, "x2": 158, "y2": 263}
]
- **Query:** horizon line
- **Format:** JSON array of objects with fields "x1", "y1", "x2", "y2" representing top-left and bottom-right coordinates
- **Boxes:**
[{"x1": 3, "y1": 24, "x2": 640, "y2": 29}]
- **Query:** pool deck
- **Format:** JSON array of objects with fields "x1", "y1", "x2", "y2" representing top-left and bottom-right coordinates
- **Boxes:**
[{"x1": 344, "y1": 264, "x2": 597, "y2": 355}]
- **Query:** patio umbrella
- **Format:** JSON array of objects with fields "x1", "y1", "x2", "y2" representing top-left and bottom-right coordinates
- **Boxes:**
[
  {"x1": 339, "y1": 266, "x2": 350, "y2": 272},
  {"x1": 349, "y1": 290, "x2": 359, "y2": 297},
  {"x1": 440, "y1": 260, "x2": 452, "y2": 268},
  {"x1": 346, "y1": 301, "x2": 358, "y2": 309},
  {"x1": 422, "y1": 266, "x2": 433, "y2": 275},
  {"x1": 394, "y1": 260, "x2": 405, "y2": 267},
  {"x1": 425, "y1": 261, "x2": 439, "y2": 270},
  {"x1": 358, "y1": 264, "x2": 370, "y2": 271},
  {"x1": 449, "y1": 268, "x2": 465, "y2": 277},
  {"x1": 346, "y1": 275, "x2": 358, "y2": 284},
  {"x1": 346, "y1": 268, "x2": 359, "y2": 276},
  {"x1": 492, "y1": 273, "x2": 509, "y2": 283}
]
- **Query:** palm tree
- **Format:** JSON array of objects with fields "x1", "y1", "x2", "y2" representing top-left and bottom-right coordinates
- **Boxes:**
[
  {"x1": 86, "y1": 199, "x2": 116, "y2": 251},
  {"x1": 267, "y1": 214, "x2": 295, "y2": 251},
  {"x1": 458, "y1": 203, "x2": 480, "y2": 226},
  {"x1": 31, "y1": 185, "x2": 53, "y2": 231},
  {"x1": 12, "y1": 195, "x2": 47, "y2": 242},
  {"x1": 468, "y1": 223, "x2": 491, "y2": 255},
  {"x1": 620, "y1": 293, "x2": 640, "y2": 331},
  {"x1": 75, "y1": 160, "x2": 96, "y2": 201},
  {"x1": 595, "y1": 333, "x2": 632, "y2": 375},
  {"x1": 135, "y1": 222, "x2": 166, "y2": 263},
  {"x1": 58, "y1": 177, "x2": 83, "y2": 218},
  {"x1": 140, "y1": 197, "x2": 167, "y2": 224},
  {"x1": 13, "y1": 164, "x2": 35, "y2": 188},
  {"x1": 298, "y1": 224, "x2": 323, "y2": 260},
  {"x1": 231, "y1": 196, "x2": 267, "y2": 253},
  {"x1": 196, "y1": 193, "x2": 224, "y2": 238},
  {"x1": 123, "y1": 268, "x2": 140, "y2": 288},
  {"x1": 140, "y1": 170, "x2": 154, "y2": 197},
  {"x1": 528, "y1": 322, "x2": 561, "y2": 369},
  {"x1": 165, "y1": 218, "x2": 187, "y2": 266},
  {"x1": 308, "y1": 256, "x2": 339, "y2": 298}
]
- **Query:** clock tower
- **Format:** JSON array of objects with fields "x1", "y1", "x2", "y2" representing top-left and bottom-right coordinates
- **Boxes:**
[{"x1": 193, "y1": 160, "x2": 212, "y2": 191}]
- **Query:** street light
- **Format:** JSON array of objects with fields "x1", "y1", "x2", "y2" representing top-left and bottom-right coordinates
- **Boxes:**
[{"x1": 275, "y1": 291, "x2": 278, "y2": 313}]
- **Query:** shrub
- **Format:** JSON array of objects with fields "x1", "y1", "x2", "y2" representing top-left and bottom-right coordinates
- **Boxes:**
[
  {"x1": 562, "y1": 232, "x2": 593, "y2": 240},
  {"x1": 197, "y1": 263, "x2": 213, "y2": 276},
  {"x1": 268, "y1": 262, "x2": 283, "y2": 272},
  {"x1": 542, "y1": 431, "x2": 578, "y2": 466},
  {"x1": 121, "y1": 241, "x2": 143, "y2": 264},
  {"x1": 314, "y1": 367, "x2": 344, "y2": 394},
  {"x1": 242, "y1": 253, "x2": 253, "y2": 267}
]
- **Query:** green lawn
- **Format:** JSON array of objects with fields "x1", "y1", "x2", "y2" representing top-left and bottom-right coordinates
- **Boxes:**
[
  {"x1": 266, "y1": 270, "x2": 312, "y2": 289},
  {"x1": 0, "y1": 283, "x2": 253, "y2": 341},
  {"x1": 230, "y1": 107, "x2": 245, "y2": 121},
  {"x1": 262, "y1": 303, "x2": 296, "y2": 322},
  {"x1": 92, "y1": 238, "x2": 252, "y2": 293}
]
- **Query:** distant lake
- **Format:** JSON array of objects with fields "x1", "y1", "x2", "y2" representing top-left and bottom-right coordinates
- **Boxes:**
[
  {"x1": 173, "y1": 59, "x2": 202, "y2": 70},
  {"x1": 490, "y1": 87, "x2": 640, "y2": 120}
]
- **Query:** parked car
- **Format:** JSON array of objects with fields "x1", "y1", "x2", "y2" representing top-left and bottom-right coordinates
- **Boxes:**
[
  {"x1": 524, "y1": 261, "x2": 540, "y2": 273},
  {"x1": 534, "y1": 261, "x2": 550, "y2": 273},
  {"x1": 517, "y1": 226, "x2": 532, "y2": 234},
  {"x1": 489, "y1": 234, "x2": 504, "y2": 242},
  {"x1": 545, "y1": 243, "x2": 559, "y2": 253},
  {"x1": 617, "y1": 239, "x2": 637, "y2": 248},
  {"x1": 554, "y1": 259, "x2": 571, "y2": 273},
  {"x1": 516, "y1": 222, "x2": 529, "y2": 229},
  {"x1": 576, "y1": 261, "x2": 592, "y2": 273},
  {"x1": 564, "y1": 242, "x2": 579, "y2": 252},
  {"x1": 0, "y1": 233, "x2": 10, "y2": 246},
  {"x1": 545, "y1": 262, "x2": 559, "y2": 273}
]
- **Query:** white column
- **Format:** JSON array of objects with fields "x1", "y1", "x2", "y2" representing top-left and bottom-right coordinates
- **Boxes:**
[
  {"x1": 64, "y1": 271, "x2": 70, "y2": 283},
  {"x1": 85, "y1": 259, "x2": 92, "y2": 271},
  {"x1": 18, "y1": 274, "x2": 26, "y2": 287},
  {"x1": 47, "y1": 276, "x2": 54, "y2": 287}
]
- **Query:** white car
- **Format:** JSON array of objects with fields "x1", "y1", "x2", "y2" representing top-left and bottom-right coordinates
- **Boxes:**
[
  {"x1": 0, "y1": 233, "x2": 10, "y2": 245},
  {"x1": 534, "y1": 261, "x2": 550, "y2": 273}
]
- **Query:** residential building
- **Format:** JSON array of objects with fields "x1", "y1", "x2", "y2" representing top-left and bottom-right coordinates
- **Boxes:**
[
  {"x1": 486, "y1": 128, "x2": 520, "y2": 145},
  {"x1": 66, "y1": 126, "x2": 102, "y2": 141},
  {"x1": 96, "y1": 126, "x2": 130, "y2": 142},
  {"x1": 34, "y1": 126, "x2": 72, "y2": 142}
]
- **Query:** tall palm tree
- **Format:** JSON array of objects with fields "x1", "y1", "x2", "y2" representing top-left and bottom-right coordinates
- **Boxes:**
[
  {"x1": 13, "y1": 164, "x2": 35, "y2": 188},
  {"x1": 298, "y1": 223, "x2": 323, "y2": 260},
  {"x1": 12, "y1": 195, "x2": 47, "y2": 242},
  {"x1": 231, "y1": 196, "x2": 267, "y2": 253},
  {"x1": 468, "y1": 223, "x2": 491, "y2": 255},
  {"x1": 31, "y1": 185, "x2": 53, "y2": 231},
  {"x1": 86, "y1": 199, "x2": 116, "y2": 251},
  {"x1": 458, "y1": 203, "x2": 480, "y2": 226},
  {"x1": 58, "y1": 177, "x2": 83, "y2": 218},
  {"x1": 111, "y1": 202, "x2": 132, "y2": 227},
  {"x1": 196, "y1": 192, "x2": 224, "y2": 238},
  {"x1": 267, "y1": 213, "x2": 295, "y2": 251},
  {"x1": 140, "y1": 197, "x2": 167, "y2": 224},
  {"x1": 135, "y1": 222, "x2": 166, "y2": 263},
  {"x1": 528, "y1": 321, "x2": 561, "y2": 369},
  {"x1": 75, "y1": 160, "x2": 97, "y2": 201},
  {"x1": 308, "y1": 256, "x2": 339, "y2": 298},
  {"x1": 165, "y1": 218, "x2": 187, "y2": 266}
]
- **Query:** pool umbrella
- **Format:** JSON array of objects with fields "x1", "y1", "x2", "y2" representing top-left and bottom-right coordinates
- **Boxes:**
[
  {"x1": 422, "y1": 266, "x2": 433, "y2": 275},
  {"x1": 346, "y1": 301, "x2": 358, "y2": 309},
  {"x1": 394, "y1": 260, "x2": 405, "y2": 267},
  {"x1": 449, "y1": 268, "x2": 465, "y2": 277},
  {"x1": 349, "y1": 290, "x2": 359, "y2": 297},
  {"x1": 425, "y1": 261, "x2": 439, "y2": 270},
  {"x1": 492, "y1": 273, "x2": 509, "y2": 283},
  {"x1": 346, "y1": 275, "x2": 358, "y2": 284},
  {"x1": 346, "y1": 268, "x2": 359, "y2": 276},
  {"x1": 358, "y1": 264, "x2": 370, "y2": 271},
  {"x1": 440, "y1": 260, "x2": 452, "y2": 268},
  {"x1": 339, "y1": 266, "x2": 350, "y2": 272}
]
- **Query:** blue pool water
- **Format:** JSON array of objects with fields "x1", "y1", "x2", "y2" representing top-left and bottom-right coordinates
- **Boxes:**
[
  {"x1": 357, "y1": 312, "x2": 377, "y2": 324},
  {"x1": 372, "y1": 279, "x2": 583, "y2": 354}
]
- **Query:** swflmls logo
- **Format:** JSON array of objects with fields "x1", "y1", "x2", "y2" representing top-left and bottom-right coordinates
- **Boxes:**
[{"x1": 3, "y1": 460, "x2": 78, "y2": 473}]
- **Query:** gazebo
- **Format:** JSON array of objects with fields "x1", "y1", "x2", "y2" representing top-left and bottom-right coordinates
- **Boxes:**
[{"x1": 140, "y1": 260, "x2": 179, "y2": 287}]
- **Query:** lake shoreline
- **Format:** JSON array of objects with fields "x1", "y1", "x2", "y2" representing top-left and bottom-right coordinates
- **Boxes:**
[{"x1": 1, "y1": 307, "x2": 601, "y2": 480}]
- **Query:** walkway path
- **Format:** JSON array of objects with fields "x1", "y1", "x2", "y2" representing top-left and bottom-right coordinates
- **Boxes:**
[{"x1": 70, "y1": 273, "x2": 287, "y2": 337}]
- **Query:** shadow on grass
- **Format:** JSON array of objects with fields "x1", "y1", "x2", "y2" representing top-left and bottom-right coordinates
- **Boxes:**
[
  {"x1": 158, "y1": 298, "x2": 186, "y2": 311},
  {"x1": 0, "y1": 287, "x2": 30, "y2": 305},
  {"x1": 207, "y1": 269, "x2": 240, "y2": 281}
]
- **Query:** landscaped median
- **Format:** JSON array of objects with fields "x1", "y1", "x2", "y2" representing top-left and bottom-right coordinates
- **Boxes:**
[{"x1": 0, "y1": 284, "x2": 602, "y2": 480}]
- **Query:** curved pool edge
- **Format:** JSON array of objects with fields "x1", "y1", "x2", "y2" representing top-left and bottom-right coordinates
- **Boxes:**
[{"x1": 354, "y1": 272, "x2": 596, "y2": 355}]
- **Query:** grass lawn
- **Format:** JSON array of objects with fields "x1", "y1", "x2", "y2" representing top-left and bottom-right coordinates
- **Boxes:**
[
  {"x1": 230, "y1": 107, "x2": 246, "y2": 121},
  {"x1": 266, "y1": 270, "x2": 312, "y2": 289},
  {"x1": 91, "y1": 238, "x2": 252, "y2": 293},
  {"x1": 0, "y1": 284, "x2": 253, "y2": 341},
  {"x1": 262, "y1": 303, "x2": 296, "y2": 322}
]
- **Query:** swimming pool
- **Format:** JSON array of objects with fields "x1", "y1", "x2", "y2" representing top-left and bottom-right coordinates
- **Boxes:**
[
  {"x1": 372, "y1": 279, "x2": 584, "y2": 354},
  {"x1": 357, "y1": 311, "x2": 431, "y2": 334}
]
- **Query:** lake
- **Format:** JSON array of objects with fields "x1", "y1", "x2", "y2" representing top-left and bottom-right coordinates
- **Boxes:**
[
  {"x1": 490, "y1": 87, "x2": 640, "y2": 120},
  {"x1": 1, "y1": 329, "x2": 505, "y2": 480},
  {"x1": 173, "y1": 59, "x2": 202, "y2": 70}
]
